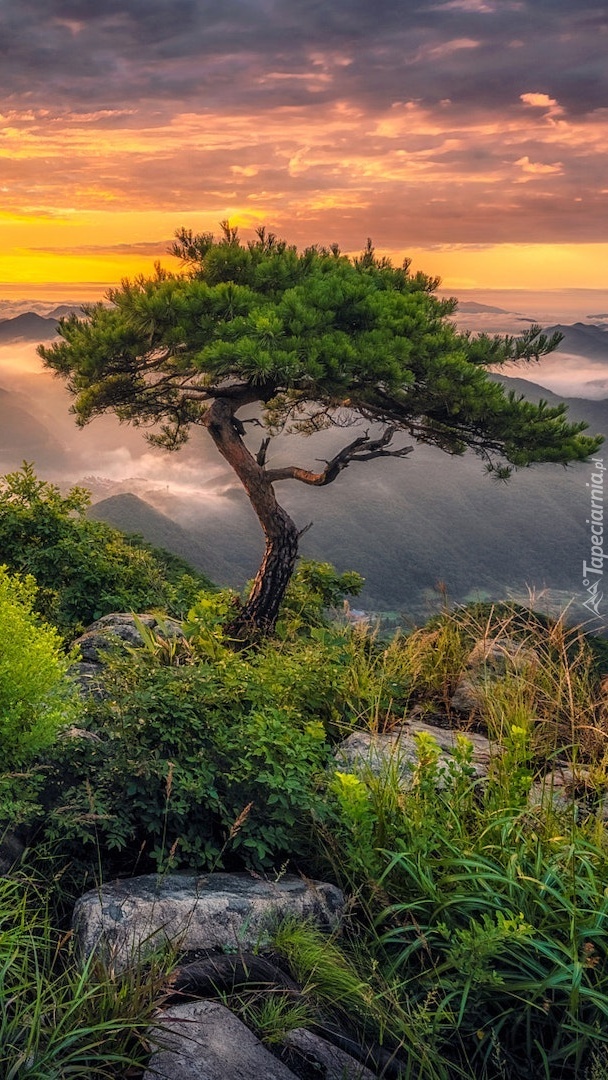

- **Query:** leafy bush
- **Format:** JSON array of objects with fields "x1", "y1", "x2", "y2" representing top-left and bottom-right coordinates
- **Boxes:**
[
  {"x1": 0, "y1": 567, "x2": 79, "y2": 772},
  {"x1": 0, "y1": 463, "x2": 210, "y2": 633},
  {"x1": 278, "y1": 560, "x2": 364, "y2": 632},
  {"x1": 37, "y1": 616, "x2": 361, "y2": 878}
]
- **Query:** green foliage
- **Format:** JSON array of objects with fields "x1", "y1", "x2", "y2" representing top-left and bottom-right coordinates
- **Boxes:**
[
  {"x1": 0, "y1": 566, "x2": 79, "y2": 773},
  {"x1": 0, "y1": 463, "x2": 208, "y2": 633},
  {"x1": 376, "y1": 821, "x2": 608, "y2": 1079},
  {"x1": 270, "y1": 916, "x2": 445, "y2": 1079},
  {"x1": 388, "y1": 601, "x2": 608, "y2": 761},
  {"x1": 37, "y1": 603, "x2": 365, "y2": 876},
  {"x1": 278, "y1": 559, "x2": 364, "y2": 632},
  {"x1": 237, "y1": 993, "x2": 313, "y2": 1048},
  {"x1": 9, "y1": 547, "x2": 608, "y2": 1078},
  {"x1": 321, "y1": 706, "x2": 608, "y2": 1077}
]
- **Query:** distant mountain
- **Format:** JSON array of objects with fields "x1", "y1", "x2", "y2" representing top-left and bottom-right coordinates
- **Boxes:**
[
  {"x1": 494, "y1": 375, "x2": 608, "y2": 434},
  {"x1": 88, "y1": 492, "x2": 259, "y2": 586},
  {"x1": 457, "y1": 301, "x2": 512, "y2": 315},
  {"x1": 545, "y1": 322, "x2": 608, "y2": 361},
  {"x1": 46, "y1": 305, "x2": 84, "y2": 319},
  {"x1": 0, "y1": 312, "x2": 59, "y2": 342}
]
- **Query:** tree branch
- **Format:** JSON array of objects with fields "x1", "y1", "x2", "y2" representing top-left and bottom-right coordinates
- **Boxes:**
[{"x1": 265, "y1": 427, "x2": 414, "y2": 486}]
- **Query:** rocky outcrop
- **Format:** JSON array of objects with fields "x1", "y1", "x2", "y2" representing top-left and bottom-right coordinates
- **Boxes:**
[
  {"x1": 451, "y1": 636, "x2": 539, "y2": 714},
  {"x1": 0, "y1": 830, "x2": 26, "y2": 876},
  {"x1": 71, "y1": 612, "x2": 185, "y2": 695},
  {"x1": 528, "y1": 762, "x2": 598, "y2": 816},
  {"x1": 336, "y1": 718, "x2": 493, "y2": 785},
  {"x1": 143, "y1": 1000, "x2": 300, "y2": 1080},
  {"x1": 73, "y1": 872, "x2": 344, "y2": 970}
]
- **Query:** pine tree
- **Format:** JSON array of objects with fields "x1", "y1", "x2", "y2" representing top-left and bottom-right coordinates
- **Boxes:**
[{"x1": 39, "y1": 226, "x2": 602, "y2": 637}]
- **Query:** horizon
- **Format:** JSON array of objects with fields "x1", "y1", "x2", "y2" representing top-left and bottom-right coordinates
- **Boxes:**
[{"x1": 2, "y1": 286, "x2": 607, "y2": 326}]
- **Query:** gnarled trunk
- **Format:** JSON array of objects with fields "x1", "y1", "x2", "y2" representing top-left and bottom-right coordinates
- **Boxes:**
[
  {"x1": 234, "y1": 504, "x2": 299, "y2": 636},
  {"x1": 204, "y1": 397, "x2": 299, "y2": 639}
]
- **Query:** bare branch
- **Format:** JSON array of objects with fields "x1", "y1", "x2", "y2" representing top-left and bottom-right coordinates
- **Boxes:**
[{"x1": 265, "y1": 427, "x2": 414, "y2": 486}]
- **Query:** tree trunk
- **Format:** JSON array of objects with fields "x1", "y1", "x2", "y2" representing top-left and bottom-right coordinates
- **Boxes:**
[{"x1": 204, "y1": 397, "x2": 299, "y2": 639}]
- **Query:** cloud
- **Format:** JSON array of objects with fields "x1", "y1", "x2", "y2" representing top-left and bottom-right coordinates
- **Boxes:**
[
  {"x1": 515, "y1": 155, "x2": 563, "y2": 180},
  {"x1": 0, "y1": 0, "x2": 605, "y2": 256},
  {"x1": 521, "y1": 93, "x2": 558, "y2": 109}
]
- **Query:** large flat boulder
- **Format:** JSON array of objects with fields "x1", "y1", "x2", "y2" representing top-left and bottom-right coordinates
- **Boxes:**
[
  {"x1": 73, "y1": 872, "x2": 344, "y2": 969},
  {"x1": 144, "y1": 1000, "x2": 299, "y2": 1080}
]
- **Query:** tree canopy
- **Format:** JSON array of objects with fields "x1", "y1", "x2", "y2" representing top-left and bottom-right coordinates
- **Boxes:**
[{"x1": 39, "y1": 225, "x2": 603, "y2": 636}]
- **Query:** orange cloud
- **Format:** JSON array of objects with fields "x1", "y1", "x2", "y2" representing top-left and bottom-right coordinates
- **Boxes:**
[{"x1": 520, "y1": 92, "x2": 559, "y2": 108}]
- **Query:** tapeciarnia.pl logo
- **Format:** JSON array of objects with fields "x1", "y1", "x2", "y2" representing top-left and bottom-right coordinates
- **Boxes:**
[{"x1": 582, "y1": 457, "x2": 605, "y2": 618}]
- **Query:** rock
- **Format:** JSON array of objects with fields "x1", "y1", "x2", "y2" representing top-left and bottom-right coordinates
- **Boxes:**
[
  {"x1": 282, "y1": 1027, "x2": 378, "y2": 1079},
  {"x1": 528, "y1": 764, "x2": 592, "y2": 815},
  {"x1": 71, "y1": 612, "x2": 186, "y2": 695},
  {"x1": 467, "y1": 637, "x2": 538, "y2": 676},
  {"x1": 144, "y1": 1000, "x2": 299, "y2": 1080},
  {"x1": 335, "y1": 719, "x2": 492, "y2": 785},
  {"x1": 0, "y1": 830, "x2": 26, "y2": 876},
  {"x1": 450, "y1": 676, "x2": 485, "y2": 714},
  {"x1": 74, "y1": 612, "x2": 184, "y2": 662},
  {"x1": 73, "y1": 872, "x2": 344, "y2": 969},
  {"x1": 451, "y1": 636, "x2": 539, "y2": 714}
]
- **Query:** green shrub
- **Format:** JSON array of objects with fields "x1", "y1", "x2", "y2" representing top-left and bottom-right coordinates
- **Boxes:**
[
  {"x1": 278, "y1": 560, "x2": 364, "y2": 632},
  {"x1": 38, "y1": 625, "x2": 354, "y2": 878},
  {"x1": 0, "y1": 463, "x2": 210, "y2": 633},
  {"x1": 321, "y1": 726, "x2": 608, "y2": 1079},
  {"x1": 0, "y1": 567, "x2": 79, "y2": 772}
]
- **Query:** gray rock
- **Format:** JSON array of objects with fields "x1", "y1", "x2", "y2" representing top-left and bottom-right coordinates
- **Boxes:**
[
  {"x1": 467, "y1": 637, "x2": 538, "y2": 676},
  {"x1": 71, "y1": 612, "x2": 186, "y2": 695},
  {"x1": 528, "y1": 764, "x2": 592, "y2": 815},
  {"x1": 0, "y1": 830, "x2": 26, "y2": 876},
  {"x1": 450, "y1": 675, "x2": 486, "y2": 714},
  {"x1": 335, "y1": 719, "x2": 492, "y2": 785},
  {"x1": 74, "y1": 612, "x2": 184, "y2": 662},
  {"x1": 144, "y1": 1000, "x2": 299, "y2": 1080},
  {"x1": 73, "y1": 872, "x2": 344, "y2": 969},
  {"x1": 283, "y1": 1027, "x2": 377, "y2": 1079},
  {"x1": 451, "y1": 636, "x2": 538, "y2": 714}
]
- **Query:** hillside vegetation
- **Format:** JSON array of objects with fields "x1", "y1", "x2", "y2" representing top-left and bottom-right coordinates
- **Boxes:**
[{"x1": 2, "y1": 466, "x2": 608, "y2": 1078}]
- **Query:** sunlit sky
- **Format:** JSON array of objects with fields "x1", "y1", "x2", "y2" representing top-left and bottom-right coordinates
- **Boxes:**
[{"x1": 1, "y1": 0, "x2": 607, "y2": 299}]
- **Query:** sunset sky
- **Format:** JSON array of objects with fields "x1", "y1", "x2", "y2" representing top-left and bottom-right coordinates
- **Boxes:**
[{"x1": 1, "y1": 0, "x2": 607, "y2": 299}]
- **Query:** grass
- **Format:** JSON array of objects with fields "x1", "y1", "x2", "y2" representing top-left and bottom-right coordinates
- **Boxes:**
[{"x1": 0, "y1": 873, "x2": 174, "y2": 1078}]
